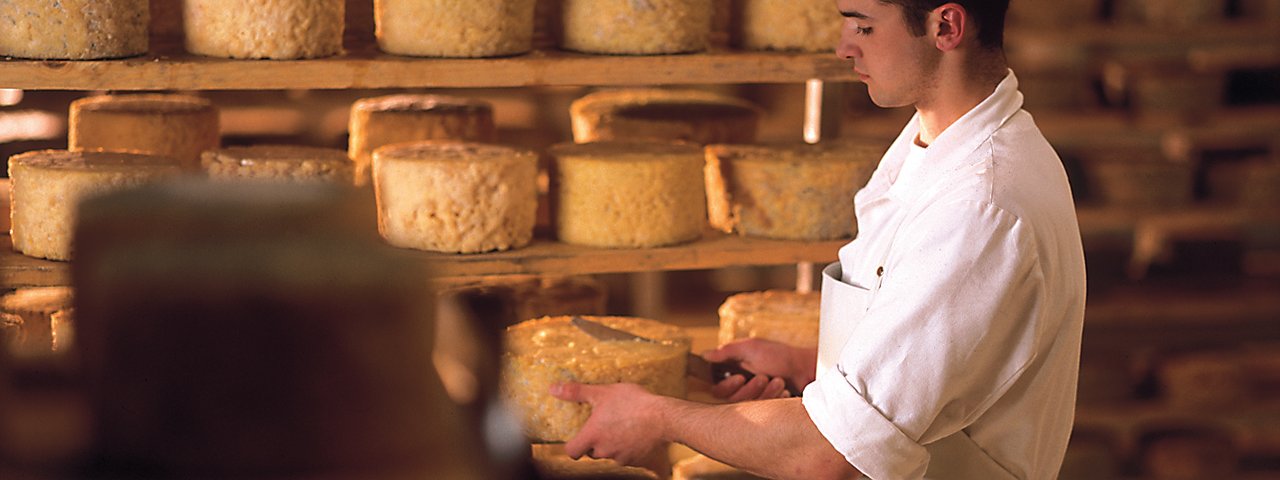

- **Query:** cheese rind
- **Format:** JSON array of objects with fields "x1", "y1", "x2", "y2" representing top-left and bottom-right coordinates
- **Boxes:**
[
  {"x1": 561, "y1": 0, "x2": 712, "y2": 54},
  {"x1": 69, "y1": 94, "x2": 220, "y2": 172},
  {"x1": 375, "y1": 0, "x2": 535, "y2": 57},
  {"x1": 571, "y1": 89, "x2": 761, "y2": 145},
  {"x1": 705, "y1": 142, "x2": 881, "y2": 240},
  {"x1": 0, "y1": 0, "x2": 148, "y2": 60},
  {"x1": 8, "y1": 150, "x2": 182, "y2": 261},
  {"x1": 717, "y1": 290, "x2": 820, "y2": 349},
  {"x1": 551, "y1": 141, "x2": 707, "y2": 248},
  {"x1": 202, "y1": 145, "x2": 353, "y2": 184},
  {"x1": 503, "y1": 316, "x2": 690, "y2": 442},
  {"x1": 182, "y1": 0, "x2": 344, "y2": 59},
  {"x1": 349, "y1": 95, "x2": 496, "y2": 186},
  {"x1": 736, "y1": 0, "x2": 841, "y2": 52},
  {"x1": 373, "y1": 141, "x2": 537, "y2": 254}
]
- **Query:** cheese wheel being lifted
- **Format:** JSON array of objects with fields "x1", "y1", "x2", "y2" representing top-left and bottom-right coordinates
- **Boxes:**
[
  {"x1": 551, "y1": 141, "x2": 706, "y2": 248},
  {"x1": 375, "y1": 0, "x2": 535, "y2": 57},
  {"x1": 705, "y1": 142, "x2": 881, "y2": 240},
  {"x1": 736, "y1": 0, "x2": 841, "y2": 52},
  {"x1": 8, "y1": 150, "x2": 182, "y2": 261},
  {"x1": 69, "y1": 94, "x2": 220, "y2": 172},
  {"x1": 571, "y1": 89, "x2": 761, "y2": 145},
  {"x1": 502, "y1": 315, "x2": 690, "y2": 442},
  {"x1": 0, "y1": 0, "x2": 148, "y2": 60},
  {"x1": 373, "y1": 141, "x2": 537, "y2": 254},
  {"x1": 183, "y1": 0, "x2": 344, "y2": 59},
  {"x1": 349, "y1": 94, "x2": 496, "y2": 186},
  {"x1": 718, "y1": 290, "x2": 820, "y2": 350},
  {"x1": 203, "y1": 145, "x2": 353, "y2": 184},
  {"x1": 561, "y1": 0, "x2": 712, "y2": 54}
]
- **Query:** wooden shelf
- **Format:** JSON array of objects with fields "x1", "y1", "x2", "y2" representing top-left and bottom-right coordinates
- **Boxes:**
[{"x1": 1, "y1": 232, "x2": 844, "y2": 289}]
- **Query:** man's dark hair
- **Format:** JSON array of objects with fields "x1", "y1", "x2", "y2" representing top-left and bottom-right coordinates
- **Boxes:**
[{"x1": 880, "y1": 0, "x2": 1009, "y2": 50}]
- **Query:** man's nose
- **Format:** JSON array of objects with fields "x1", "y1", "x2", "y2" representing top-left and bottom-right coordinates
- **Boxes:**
[{"x1": 836, "y1": 34, "x2": 860, "y2": 60}]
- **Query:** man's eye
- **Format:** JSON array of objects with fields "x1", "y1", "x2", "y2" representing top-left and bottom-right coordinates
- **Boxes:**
[{"x1": 857, "y1": 26, "x2": 873, "y2": 35}]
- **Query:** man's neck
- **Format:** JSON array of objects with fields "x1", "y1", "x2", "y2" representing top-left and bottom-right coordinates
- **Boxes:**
[{"x1": 914, "y1": 55, "x2": 1007, "y2": 147}]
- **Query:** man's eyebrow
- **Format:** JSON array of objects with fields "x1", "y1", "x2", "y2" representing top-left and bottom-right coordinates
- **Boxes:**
[{"x1": 840, "y1": 10, "x2": 870, "y2": 19}]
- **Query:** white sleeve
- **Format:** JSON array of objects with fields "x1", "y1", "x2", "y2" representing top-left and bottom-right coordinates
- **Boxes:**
[{"x1": 803, "y1": 200, "x2": 1046, "y2": 480}]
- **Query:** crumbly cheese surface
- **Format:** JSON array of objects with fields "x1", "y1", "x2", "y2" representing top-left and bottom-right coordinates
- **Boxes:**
[
  {"x1": 561, "y1": 0, "x2": 712, "y2": 54},
  {"x1": 373, "y1": 141, "x2": 537, "y2": 254},
  {"x1": 375, "y1": 0, "x2": 535, "y2": 57},
  {"x1": 349, "y1": 94, "x2": 495, "y2": 186},
  {"x1": 0, "y1": 0, "x2": 148, "y2": 60},
  {"x1": 203, "y1": 145, "x2": 353, "y2": 184},
  {"x1": 183, "y1": 0, "x2": 344, "y2": 59},
  {"x1": 717, "y1": 290, "x2": 821, "y2": 349},
  {"x1": 69, "y1": 94, "x2": 220, "y2": 172},
  {"x1": 738, "y1": 0, "x2": 841, "y2": 52},
  {"x1": 705, "y1": 142, "x2": 881, "y2": 240},
  {"x1": 551, "y1": 141, "x2": 706, "y2": 248},
  {"x1": 571, "y1": 89, "x2": 761, "y2": 145},
  {"x1": 8, "y1": 150, "x2": 181, "y2": 261},
  {"x1": 503, "y1": 316, "x2": 690, "y2": 442}
]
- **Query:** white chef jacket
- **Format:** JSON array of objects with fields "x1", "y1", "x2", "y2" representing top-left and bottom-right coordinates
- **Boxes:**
[{"x1": 802, "y1": 71, "x2": 1087, "y2": 480}]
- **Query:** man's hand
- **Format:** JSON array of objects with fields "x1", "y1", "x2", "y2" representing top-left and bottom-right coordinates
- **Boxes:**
[
  {"x1": 549, "y1": 382, "x2": 667, "y2": 467},
  {"x1": 703, "y1": 338, "x2": 816, "y2": 402}
]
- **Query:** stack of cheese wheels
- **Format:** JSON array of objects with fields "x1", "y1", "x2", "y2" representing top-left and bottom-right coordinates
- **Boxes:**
[
  {"x1": 182, "y1": 0, "x2": 344, "y2": 59},
  {"x1": 705, "y1": 142, "x2": 882, "y2": 240},
  {"x1": 375, "y1": 0, "x2": 536, "y2": 57},
  {"x1": 503, "y1": 315, "x2": 690, "y2": 442},
  {"x1": 0, "y1": 287, "x2": 74, "y2": 356},
  {"x1": 717, "y1": 290, "x2": 820, "y2": 350},
  {"x1": 0, "y1": 0, "x2": 148, "y2": 60},
  {"x1": 373, "y1": 141, "x2": 537, "y2": 254},
  {"x1": 570, "y1": 89, "x2": 761, "y2": 145},
  {"x1": 349, "y1": 94, "x2": 496, "y2": 186},
  {"x1": 561, "y1": 0, "x2": 712, "y2": 55},
  {"x1": 8, "y1": 150, "x2": 182, "y2": 261},
  {"x1": 673, "y1": 454, "x2": 765, "y2": 480},
  {"x1": 550, "y1": 141, "x2": 706, "y2": 248},
  {"x1": 69, "y1": 94, "x2": 220, "y2": 172},
  {"x1": 735, "y1": 0, "x2": 841, "y2": 52},
  {"x1": 202, "y1": 146, "x2": 353, "y2": 184}
]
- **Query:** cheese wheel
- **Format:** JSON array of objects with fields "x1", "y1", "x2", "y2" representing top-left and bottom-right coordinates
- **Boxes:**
[
  {"x1": 182, "y1": 0, "x2": 344, "y2": 59},
  {"x1": 444, "y1": 275, "x2": 609, "y2": 324},
  {"x1": 1083, "y1": 148, "x2": 1194, "y2": 208},
  {"x1": 349, "y1": 94, "x2": 496, "y2": 186},
  {"x1": 375, "y1": 0, "x2": 535, "y2": 57},
  {"x1": 571, "y1": 89, "x2": 761, "y2": 145},
  {"x1": 0, "y1": 0, "x2": 148, "y2": 60},
  {"x1": 202, "y1": 145, "x2": 353, "y2": 184},
  {"x1": 0, "y1": 287, "x2": 74, "y2": 356},
  {"x1": 532, "y1": 445, "x2": 660, "y2": 479},
  {"x1": 373, "y1": 141, "x2": 537, "y2": 254},
  {"x1": 51, "y1": 309, "x2": 75, "y2": 353},
  {"x1": 561, "y1": 0, "x2": 712, "y2": 54},
  {"x1": 735, "y1": 0, "x2": 840, "y2": 52},
  {"x1": 8, "y1": 150, "x2": 182, "y2": 261},
  {"x1": 673, "y1": 454, "x2": 765, "y2": 480},
  {"x1": 551, "y1": 141, "x2": 706, "y2": 248},
  {"x1": 503, "y1": 315, "x2": 690, "y2": 442},
  {"x1": 1, "y1": 312, "x2": 22, "y2": 352},
  {"x1": 1158, "y1": 351, "x2": 1250, "y2": 408},
  {"x1": 69, "y1": 94, "x2": 220, "y2": 172},
  {"x1": 705, "y1": 142, "x2": 881, "y2": 240},
  {"x1": 717, "y1": 290, "x2": 820, "y2": 350}
]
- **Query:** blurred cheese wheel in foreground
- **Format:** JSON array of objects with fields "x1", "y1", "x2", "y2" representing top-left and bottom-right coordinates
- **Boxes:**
[
  {"x1": 349, "y1": 94, "x2": 496, "y2": 186},
  {"x1": 8, "y1": 150, "x2": 181, "y2": 261},
  {"x1": 202, "y1": 145, "x2": 353, "y2": 184},
  {"x1": 717, "y1": 290, "x2": 820, "y2": 350},
  {"x1": 736, "y1": 0, "x2": 840, "y2": 52},
  {"x1": 69, "y1": 94, "x2": 220, "y2": 172},
  {"x1": 182, "y1": 0, "x2": 344, "y2": 59},
  {"x1": 0, "y1": 0, "x2": 148, "y2": 60},
  {"x1": 550, "y1": 141, "x2": 706, "y2": 248},
  {"x1": 374, "y1": 0, "x2": 535, "y2": 57},
  {"x1": 373, "y1": 141, "x2": 537, "y2": 254},
  {"x1": 570, "y1": 89, "x2": 760, "y2": 145},
  {"x1": 502, "y1": 315, "x2": 690, "y2": 442},
  {"x1": 561, "y1": 0, "x2": 712, "y2": 55}
]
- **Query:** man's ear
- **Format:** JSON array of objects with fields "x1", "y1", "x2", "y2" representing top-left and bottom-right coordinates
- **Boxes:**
[{"x1": 931, "y1": 3, "x2": 967, "y2": 51}]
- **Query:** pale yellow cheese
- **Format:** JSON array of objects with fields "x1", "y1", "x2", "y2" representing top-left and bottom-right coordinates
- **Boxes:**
[
  {"x1": 705, "y1": 142, "x2": 881, "y2": 240},
  {"x1": 0, "y1": 0, "x2": 148, "y2": 60},
  {"x1": 736, "y1": 0, "x2": 841, "y2": 52},
  {"x1": 183, "y1": 0, "x2": 344, "y2": 59},
  {"x1": 202, "y1": 145, "x2": 353, "y2": 184},
  {"x1": 375, "y1": 0, "x2": 535, "y2": 57},
  {"x1": 349, "y1": 94, "x2": 496, "y2": 186},
  {"x1": 0, "y1": 286, "x2": 74, "y2": 356},
  {"x1": 69, "y1": 94, "x2": 220, "y2": 172},
  {"x1": 717, "y1": 290, "x2": 820, "y2": 350},
  {"x1": 8, "y1": 150, "x2": 182, "y2": 261},
  {"x1": 561, "y1": 0, "x2": 712, "y2": 54},
  {"x1": 550, "y1": 141, "x2": 706, "y2": 248},
  {"x1": 373, "y1": 141, "x2": 537, "y2": 254},
  {"x1": 502, "y1": 315, "x2": 690, "y2": 442},
  {"x1": 571, "y1": 89, "x2": 761, "y2": 145}
]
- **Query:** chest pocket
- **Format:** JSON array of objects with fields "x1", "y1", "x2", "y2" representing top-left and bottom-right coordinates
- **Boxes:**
[{"x1": 817, "y1": 262, "x2": 875, "y2": 377}]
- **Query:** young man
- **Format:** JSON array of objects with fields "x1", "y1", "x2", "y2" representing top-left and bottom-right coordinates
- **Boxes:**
[{"x1": 549, "y1": 0, "x2": 1087, "y2": 478}]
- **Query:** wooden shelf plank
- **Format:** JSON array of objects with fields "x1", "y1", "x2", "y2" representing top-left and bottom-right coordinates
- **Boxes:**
[{"x1": 0, "y1": 49, "x2": 855, "y2": 91}]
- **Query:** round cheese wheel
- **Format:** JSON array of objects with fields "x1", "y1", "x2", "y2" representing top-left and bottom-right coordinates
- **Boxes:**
[
  {"x1": 182, "y1": 0, "x2": 344, "y2": 59},
  {"x1": 349, "y1": 94, "x2": 496, "y2": 186},
  {"x1": 561, "y1": 0, "x2": 712, "y2": 54},
  {"x1": 570, "y1": 89, "x2": 760, "y2": 145},
  {"x1": 202, "y1": 145, "x2": 353, "y2": 184},
  {"x1": 0, "y1": 287, "x2": 74, "y2": 356},
  {"x1": 375, "y1": 0, "x2": 535, "y2": 57},
  {"x1": 69, "y1": 94, "x2": 220, "y2": 172},
  {"x1": 717, "y1": 290, "x2": 820, "y2": 350},
  {"x1": 736, "y1": 0, "x2": 840, "y2": 52},
  {"x1": 0, "y1": 0, "x2": 148, "y2": 60}
]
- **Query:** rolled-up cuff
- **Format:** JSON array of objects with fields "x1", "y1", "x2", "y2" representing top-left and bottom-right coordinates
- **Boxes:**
[{"x1": 802, "y1": 367, "x2": 929, "y2": 480}]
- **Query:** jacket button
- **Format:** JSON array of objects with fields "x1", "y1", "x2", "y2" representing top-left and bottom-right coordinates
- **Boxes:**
[{"x1": 876, "y1": 266, "x2": 884, "y2": 276}]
